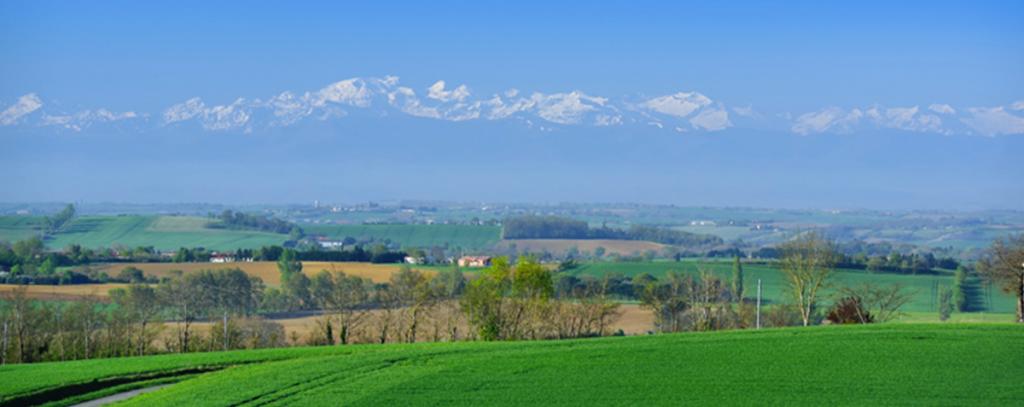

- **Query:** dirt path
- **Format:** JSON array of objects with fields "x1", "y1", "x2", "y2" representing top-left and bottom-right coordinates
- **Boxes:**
[{"x1": 70, "y1": 384, "x2": 171, "y2": 407}]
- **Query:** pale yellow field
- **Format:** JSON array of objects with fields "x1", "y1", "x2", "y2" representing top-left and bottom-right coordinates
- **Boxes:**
[
  {"x1": 0, "y1": 283, "x2": 128, "y2": 300},
  {"x1": 497, "y1": 239, "x2": 667, "y2": 256},
  {"x1": 96, "y1": 261, "x2": 425, "y2": 285}
]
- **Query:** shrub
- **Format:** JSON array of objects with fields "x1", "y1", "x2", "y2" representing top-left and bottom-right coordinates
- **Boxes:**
[
  {"x1": 826, "y1": 296, "x2": 873, "y2": 324},
  {"x1": 764, "y1": 304, "x2": 803, "y2": 327},
  {"x1": 938, "y1": 287, "x2": 954, "y2": 321}
]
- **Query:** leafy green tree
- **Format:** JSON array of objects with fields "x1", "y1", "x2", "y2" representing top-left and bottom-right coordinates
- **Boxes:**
[
  {"x1": 978, "y1": 235, "x2": 1024, "y2": 322},
  {"x1": 638, "y1": 272, "x2": 691, "y2": 333},
  {"x1": 44, "y1": 204, "x2": 76, "y2": 234},
  {"x1": 952, "y1": 266, "x2": 968, "y2": 312},
  {"x1": 938, "y1": 286, "x2": 954, "y2": 321},
  {"x1": 282, "y1": 272, "x2": 312, "y2": 311},
  {"x1": 12, "y1": 237, "x2": 44, "y2": 263},
  {"x1": 277, "y1": 249, "x2": 302, "y2": 275},
  {"x1": 118, "y1": 266, "x2": 145, "y2": 283},
  {"x1": 462, "y1": 256, "x2": 553, "y2": 341},
  {"x1": 731, "y1": 256, "x2": 744, "y2": 302},
  {"x1": 463, "y1": 257, "x2": 511, "y2": 340},
  {"x1": 39, "y1": 257, "x2": 57, "y2": 276},
  {"x1": 866, "y1": 256, "x2": 885, "y2": 272},
  {"x1": 173, "y1": 247, "x2": 193, "y2": 263}
]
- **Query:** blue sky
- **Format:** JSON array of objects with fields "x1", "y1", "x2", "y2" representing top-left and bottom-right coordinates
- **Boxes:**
[{"x1": 1, "y1": 1, "x2": 1022, "y2": 209}]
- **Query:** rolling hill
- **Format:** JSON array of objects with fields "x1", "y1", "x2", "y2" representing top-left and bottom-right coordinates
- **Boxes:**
[{"x1": 1, "y1": 324, "x2": 1020, "y2": 405}]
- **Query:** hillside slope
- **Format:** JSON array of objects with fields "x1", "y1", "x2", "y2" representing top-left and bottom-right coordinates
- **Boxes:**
[
  {"x1": 49, "y1": 216, "x2": 288, "y2": 251},
  {"x1": 1, "y1": 324, "x2": 1021, "y2": 406}
]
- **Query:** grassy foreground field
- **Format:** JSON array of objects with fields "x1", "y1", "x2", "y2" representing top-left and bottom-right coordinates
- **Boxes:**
[{"x1": 0, "y1": 324, "x2": 1020, "y2": 406}]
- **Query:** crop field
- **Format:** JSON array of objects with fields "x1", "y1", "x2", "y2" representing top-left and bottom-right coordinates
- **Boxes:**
[
  {"x1": 0, "y1": 283, "x2": 129, "y2": 300},
  {"x1": 43, "y1": 216, "x2": 287, "y2": 251},
  {"x1": 0, "y1": 216, "x2": 46, "y2": 242},
  {"x1": 567, "y1": 260, "x2": 1019, "y2": 314},
  {"x1": 303, "y1": 223, "x2": 501, "y2": 250},
  {"x1": 497, "y1": 238, "x2": 667, "y2": 256},
  {"x1": 95, "y1": 261, "x2": 428, "y2": 285},
  {"x1": 1, "y1": 324, "x2": 1020, "y2": 406}
]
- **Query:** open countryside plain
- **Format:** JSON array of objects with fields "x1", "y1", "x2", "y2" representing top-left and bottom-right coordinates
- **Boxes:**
[
  {"x1": 304, "y1": 223, "x2": 501, "y2": 250},
  {"x1": 95, "y1": 259, "x2": 1017, "y2": 314},
  {"x1": 568, "y1": 260, "x2": 1019, "y2": 314},
  {"x1": 1, "y1": 324, "x2": 1020, "y2": 406},
  {"x1": 94, "y1": 261, "x2": 427, "y2": 285},
  {"x1": 44, "y1": 216, "x2": 287, "y2": 251},
  {"x1": 496, "y1": 239, "x2": 668, "y2": 256}
]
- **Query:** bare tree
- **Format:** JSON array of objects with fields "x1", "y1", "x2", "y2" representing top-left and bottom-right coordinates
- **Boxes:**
[
  {"x1": 390, "y1": 267, "x2": 432, "y2": 343},
  {"x1": 111, "y1": 284, "x2": 162, "y2": 356},
  {"x1": 688, "y1": 270, "x2": 734, "y2": 331},
  {"x1": 978, "y1": 234, "x2": 1024, "y2": 322},
  {"x1": 779, "y1": 232, "x2": 838, "y2": 326},
  {"x1": 67, "y1": 297, "x2": 104, "y2": 359},
  {"x1": 312, "y1": 270, "x2": 371, "y2": 344},
  {"x1": 838, "y1": 283, "x2": 915, "y2": 323},
  {"x1": 158, "y1": 271, "x2": 201, "y2": 352},
  {"x1": 638, "y1": 272, "x2": 691, "y2": 333}
]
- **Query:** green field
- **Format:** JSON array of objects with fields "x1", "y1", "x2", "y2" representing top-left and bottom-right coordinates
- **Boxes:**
[
  {"x1": 1, "y1": 324, "x2": 1020, "y2": 405},
  {"x1": 303, "y1": 223, "x2": 501, "y2": 250},
  {"x1": 0, "y1": 216, "x2": 47, "y2": 242},
  {"x1": 41, "y1": 216, "x2": 287, "y2": 251},
  {"x1": 566, "y1": 260, "x2": 1018, "y2": 314}
]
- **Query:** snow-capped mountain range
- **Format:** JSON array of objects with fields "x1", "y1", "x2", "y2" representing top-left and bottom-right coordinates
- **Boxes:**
[{"x1": 1, "y1": 76, "x2": 1022, "y2": 137}]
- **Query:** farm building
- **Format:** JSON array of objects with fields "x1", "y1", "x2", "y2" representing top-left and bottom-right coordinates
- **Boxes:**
[
  {"x1": 458, "y1": 256, "x2": 491, "y2": 267},
  {"x1": 318, "y1": 239, "x2": 345, "y2": 249},
  {"x1": 210, "y1": 253, "x2": 236, "y2": 263}
]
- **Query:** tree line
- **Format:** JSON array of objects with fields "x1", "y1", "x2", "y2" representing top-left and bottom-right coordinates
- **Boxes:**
[
  {"x1": 0, "y1": 238, "x2": 409, "y2": 286},
  {"x1": 0, "y1": 256, "x2": 621, "y2": 364},
  {"x1": 502, "y1": 215, "x2": 723, "y2": 247},
  {"x1": 209, "y1": 210, "x2": 303, "y2": 237},
  {"x1": 3, "y1": 232, "x2": 1020, "y2": 364}
]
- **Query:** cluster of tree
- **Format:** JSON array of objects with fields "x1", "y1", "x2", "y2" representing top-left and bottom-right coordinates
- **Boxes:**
[
  {"x1": 461, "y1": 257, "x2": 621, "y2": 340},
  {"x1": 978, "y1": 234, "x2": 1024, "y2": 323},
  {"x1": 746, "y1": 243, "x2": 959, "y2": 275},
  {"x1": 502, "y1": 216, "x2": 722, "y2": 247},
  {"x1": 43, "y1": 204, "x2": 76, "y2": 235},
  {"x1": 0, "y1": 238, "x2": 172, "y2": 284},
  {"x1": 0, "y1": 269, "x2": 276, "y2": 364},
  {"x1": 776, "y1": 232, "x2": 923, "y2": 327},
  {"x1": 637, "y1": 270, "x2": 755, "y2": 332},
  {"x1": 170, "y1": 247, "x2": 215, "y2": 262},
  {"x1": 210, "y1": 210, "x2": 303, "y2": 238},
  {"x1": 838, "y1": 252, "x2": 960, "y2": 275},
  {"x1": 0, "y1": 255, "x2": 624, "y2": 364},
  {"x1": 236, "y1": 245, "x2": 406, "y2": 264},
  {"x1": 296, "y1": 246, "x2": 406, "y2": 263},
  {"x1": 0, "y1": 238, "x2": 410, "y2": 287}
]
